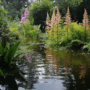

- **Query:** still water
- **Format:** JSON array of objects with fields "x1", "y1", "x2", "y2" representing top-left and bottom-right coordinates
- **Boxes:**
[{"x1": 0, "y1": 40, "x2": 90, "y2": 90}]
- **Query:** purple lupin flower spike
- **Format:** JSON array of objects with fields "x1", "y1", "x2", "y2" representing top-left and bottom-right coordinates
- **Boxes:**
[
  {"x1": 20, "y1": 8, "x2": 29, "y2": 23},
  {"x1": 26, "y1": 53, "x2": 31, "y2": 63}
]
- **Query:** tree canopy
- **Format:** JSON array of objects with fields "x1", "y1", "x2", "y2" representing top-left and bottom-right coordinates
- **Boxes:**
[
  {"x1": 1, "y1": 0, "x2": 30, "y2": 19},
  {"x1": 28, "y1": 0, "x2": 53, "y2": 32}
]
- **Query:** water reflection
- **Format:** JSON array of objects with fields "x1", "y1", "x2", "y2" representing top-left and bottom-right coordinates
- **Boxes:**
[
  {"x1": 45, "y1": 47, "x2": 90, "y2": 90},
  {"x1": 0, "y1": 60, "x2": 38, "y2": 90},
  {"x1": 79, "y1": 62, "x2": 87, "y2": 79},
  {"x1": 1, "y1": 40, "x2": 90, "y2": 90}
]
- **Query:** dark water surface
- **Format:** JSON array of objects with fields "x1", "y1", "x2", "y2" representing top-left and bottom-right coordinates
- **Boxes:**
[{"x1": 0, "y1": 39, "x2": 90, "y2": 90}]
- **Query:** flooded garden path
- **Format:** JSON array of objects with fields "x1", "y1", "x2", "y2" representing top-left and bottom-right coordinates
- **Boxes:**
[{"x1": 0, "y1": 38, "x2": 90, "y2": 90}]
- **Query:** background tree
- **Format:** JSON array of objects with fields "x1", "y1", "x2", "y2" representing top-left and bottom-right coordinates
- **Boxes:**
[
  {"x1": 75, "y1": 0, "x2": 90, "y2": 23},
  {"x1": 48, "y1": 0, "x2": 83, "y2": 14},
  {"x1": 0, "y1": 0, "x2": 8, "y2": 29},
  {"x1": 28, "y1": 0, "x2": 53, "y2": 32},
  {"x1": 1, "y1": 0, "x2": 30, "y2": 19}
]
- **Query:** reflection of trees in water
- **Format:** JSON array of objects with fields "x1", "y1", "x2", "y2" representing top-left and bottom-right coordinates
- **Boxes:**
[
  {"x1": 45, "y1": 48, "x2": 70, "y2": 76},
  {"x1": 45, "y1": 48, "x2": 90, "y2": 90},
  {"x1": 0, "y1": 69, "x2": 27, "y2": 90},
  {"x1": 24, "y1": 62, "x2": 38, "y2": 89},
  {"x1": 79, "y1": 62, "x2": 86, "y2": 79},
  {"x1": 0, "y1": 60, "x2": 38, "y2": 90},
  {"x1": 45, "y1": 48, "x2": 61, "y2": 76},
  {"x1": 63, "y1": 60, "x2": 70, "y2": 76},
  {"x1": 62, "y1": 62, "x2": 90, "y2": 90}
]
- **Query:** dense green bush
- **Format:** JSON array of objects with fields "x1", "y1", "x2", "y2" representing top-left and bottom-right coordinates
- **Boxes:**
[
  {"x1": 0, "y1": 1, "x2": 8, "y2": 33},
  {"x1": 0, "y1": 36, "x2": 21, "y2": 76},
  {"x1": 21, "y1": 21, "x2": 40, "y2": 38},
  {"x1": 0, "y1": 1, "x2": 12, "y2": 44},
  {"x1": 28, "y1": 0, "x2": 53, "y2": 32}
]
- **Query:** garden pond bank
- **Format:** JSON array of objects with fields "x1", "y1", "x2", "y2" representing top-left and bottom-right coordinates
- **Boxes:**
[{"x1": 0, "y1": 38, "x2": 90, "y2": 90}]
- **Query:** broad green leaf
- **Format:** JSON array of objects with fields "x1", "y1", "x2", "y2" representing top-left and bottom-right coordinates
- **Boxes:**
[
  {"x1": 5, "y1": 42, "x2": 20, "y2": 66},
  {"x1": 8, "y1": 41, "x2": 21, "y2": 66},
  {"x1": 12, "y1": 53, "x2": 23, "y2": 62},
  {"x1": 0, "y1": 69, "x2": 4, "y2": 76},
  {"x1": 0, "y1": 44, "x2": 4, "y2": 54},
  {"x1": 5, "y1": 47, "x2": 11, "y2": 63},
  {"x1": 1, "y1": 36, "x2": 6, "y2": 48}
]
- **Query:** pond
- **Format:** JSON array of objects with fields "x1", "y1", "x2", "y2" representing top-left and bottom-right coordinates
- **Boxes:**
[{"x1": 0, "y1": 38, "x2": 90, "y2": 90}]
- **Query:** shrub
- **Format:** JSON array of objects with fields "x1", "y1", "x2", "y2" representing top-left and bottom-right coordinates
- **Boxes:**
[
  {"x1": 28, "y1": 0, "x2": 53, "y2": 32},
  {"x1": 0, "y1": 36, "x2": 21, "y2": 76},
  {"x1": 68, "y1": 22, "x2": 90, "y2": 42},
  {"x1": 21, "y1": 21, "x2": 40, "y2": 38}
]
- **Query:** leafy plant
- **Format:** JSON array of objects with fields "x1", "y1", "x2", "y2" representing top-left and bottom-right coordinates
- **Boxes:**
[
  {"x1": 46, "y1": 12, "x2": 51, "y2": 30},
  {"x1": 66, "y1": 39, "x2": 85, "y2": 49},
  {"x1": 28, "y1": 0, "x2": 53, "y2": 32},
  {"x1": 21, "y1": 21, "x2": 40, "y2": 38},
  {"x1": 0, "y1": 69, "x2": 4, "y2": 76},
  {"x1": 0, "y1": 36, "x2": 21, "y2": 67},
  {"x1": 82, "y1": 43, "x2": 90, "y2": 51}
]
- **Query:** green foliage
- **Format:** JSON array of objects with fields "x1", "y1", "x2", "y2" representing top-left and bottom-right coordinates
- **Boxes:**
[
  {"x1": 0, "y1": 36, "x2": 21, "y2": 67},
  {"x1": 68, "y1": 22, "x2": 85, "y2": 41},
  {"x1": 5, "y1": 41, "x2": 21, "y2": 66},
  {"x1": 49, "y1": 0, "x2": 83, "y2": 7},
  {"x1": 21, "y1": 21, "x2": 40, "y2": 38},
  {"x1": 0, "y1": 1, "x2": 8, "y2": 29},
  {"x1": 8, "y1": 20, "x2": 23, "y2": 41},
  {"x1": 45, "y1": 25, "x2": 66, "y2": 46},
  {"x1": 28, "y1": 0, "x2": 53, "y2": 32},
  {"x1": 20, "y1": 7, "x2": 26, "y2": 15},
  {"x1": 1, "y1": 0, "x2": 29, "y2": 19},
  {"x1": 68, "y1": 22, "x2": 90, "y2": 42},
  {"x1": 8, "y1": 18, "x2": 40, "y2": 41},
  {"x1": 82, "y1": 43, "x2": 90, "y2": 51},
  {"x1": 0, "y1": 69, "x2": 4, "y2": 76},
  {"x1": 66, "y1": 39, "x2": 85, "y2": 49},
  {"x1": 43, "y1": 22, "x2": 90, "y2": 49}
]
